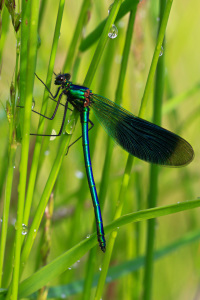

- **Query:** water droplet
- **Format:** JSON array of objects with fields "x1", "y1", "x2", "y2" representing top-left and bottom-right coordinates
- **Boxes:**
[
  {"x1": 86, "y1": 234, "x2": 90, "y2": 239},
  {"x1": 13, "y1": 165, "x2": 16, "y2": 169},
  {"x1": 68, "y1": 267, "x2": 72, "y2": 270},
  {"x1": 72, "y1": 261, "x2": 80, "y2": 269},
  {"x1": 99, "y1": 266, "x2": 102, "y2": 271},
  {"x1": 75, "y1": 170, "x2": 84, "y2": 179},
  {"x1": 16, "y1": 41, "x2": 21, "y2": 47},
  {"x1": 159, "y1": 46, "x2": 163, "y2": 56},
  {"x1": 22, "y1": 224, "x2": 28, "y2": 235},
  {"x1": 108, "y1": 24, "x2": 118, "y2": 39},
  {"x1": 44, "y1": 150, "x2": 50, "y2": 156},
  {"x1": 50, "y1": 129, "x2": 57, "y2": 141},
  {"x1": 65, "y1": 119, "x2": 75, "y2": 134},
  {"x1": 32, "y1": 98, "x2": 35, "y2": 109},
  {"x1": 108, "y1": 3, "x2": 113, "y2": 15}
]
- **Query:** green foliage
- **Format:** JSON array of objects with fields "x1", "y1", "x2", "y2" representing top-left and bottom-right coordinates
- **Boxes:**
[{"x1": 0, "y1": 0, "x2": 199, "y2": 299}]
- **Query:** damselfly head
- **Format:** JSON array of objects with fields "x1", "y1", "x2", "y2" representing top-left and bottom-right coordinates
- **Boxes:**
[{"x1": 55, "y1": 73, "x2": 71, "y2": 85}]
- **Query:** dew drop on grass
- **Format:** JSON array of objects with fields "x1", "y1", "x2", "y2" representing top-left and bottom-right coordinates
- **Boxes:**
[
  {"x1": 108, "y1": 3, "x2": 113, "y2": 15},
  {"x1": 22, "y1": 224, "x2": 28, "y2": 235},
  {"x1": 75, "y1": 170, "x2": 84, "y2": 179},
  {"x1": 66, "y1": 119, "x2": 75, "y2": 134},
  {"x1": 159, "y1": 46, "x2": 164, "y2": 56},
  {"x1": 108, "y1": 24, "x2": 118, "y2": 39},
  {"x1": 44, "y1": 150, "x2": 50, "y2": 156}
]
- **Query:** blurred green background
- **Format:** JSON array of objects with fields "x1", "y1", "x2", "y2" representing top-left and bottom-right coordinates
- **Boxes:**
[{"x1": 0, "y1": 0, "x2": 200, "y2": 299}]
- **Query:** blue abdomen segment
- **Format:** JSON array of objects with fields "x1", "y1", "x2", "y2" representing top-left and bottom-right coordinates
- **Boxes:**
[{"x1": 81, "y1": 107, "x2": 106, "y2": 252}]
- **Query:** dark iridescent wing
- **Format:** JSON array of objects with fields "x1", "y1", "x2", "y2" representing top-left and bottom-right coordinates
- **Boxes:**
[{"x1": 90, "y1": 94, "x2": 194, "y2": 166}]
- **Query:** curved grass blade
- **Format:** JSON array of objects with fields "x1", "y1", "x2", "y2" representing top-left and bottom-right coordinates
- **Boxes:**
[{"x1": 91, "y1": 94, "x2": 194, "y2": 166}]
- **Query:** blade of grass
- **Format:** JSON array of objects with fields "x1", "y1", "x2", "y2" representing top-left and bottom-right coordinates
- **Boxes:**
[
  {"x1": 0, "y1": 6, "x2": 10, "y2": 67},
  {"x1": 2, "y1": 0, "x2": 30, "y2": 287},
  {"x1": 0, "y1": 95, "x2": 17, "y2": 287},
  {"x1": 139, "y1": 0, "x2": 173, "y2": 118},
  {"x1": 16, "y1": 0, "x2": 31, "y2": 143},
  {"x1": 63, "y1": 0, "x2": 91, "y2": 71},
  {"x1": 18, "y1": 199, "x2": 200, "y2": 297},
  {"x1": 23, "y1": 0, "x2": 66, "y2": 230},
  {"x1": 38, "y1": 0, "x2": 47, "y2": 33},
  {"x1": 143, "y1": 1, "x2": 166, "y2": 299},
  {"x1": 7, "y1": 0, "x2": 40, "y2": 299},
  {"x1": 44, "y1": 229, "x2": 200, "y2": 297}
]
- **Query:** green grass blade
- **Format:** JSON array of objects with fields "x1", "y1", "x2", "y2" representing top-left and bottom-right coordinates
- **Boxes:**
[
  {"x1": 18, "y1": 199, "x2": 200, "y2": 297},
  {"x1": 139, "y1": 0, "x2": 173, "y2": 119},
  {"x1": 0, "y1": 95, "x2": 17, "y2": 287},
  {"x1": 0, "y1": 6, "x2": 10, "y2": 67},
  {"x1": 23, "y1": 0, "x2": 66, "y2": 231},
  {"x1": 44, "y1": 229, "x2": 200, "y2": 297},
  {"x1": 63, "y1": 0, "x2": 91, "y2": 71},
  {"x1": 7, "y1": 1, "x2": 40, "y2": 299},
  {"x1": 143, "y1": 1, "x2": 166, "y2": 299}
]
